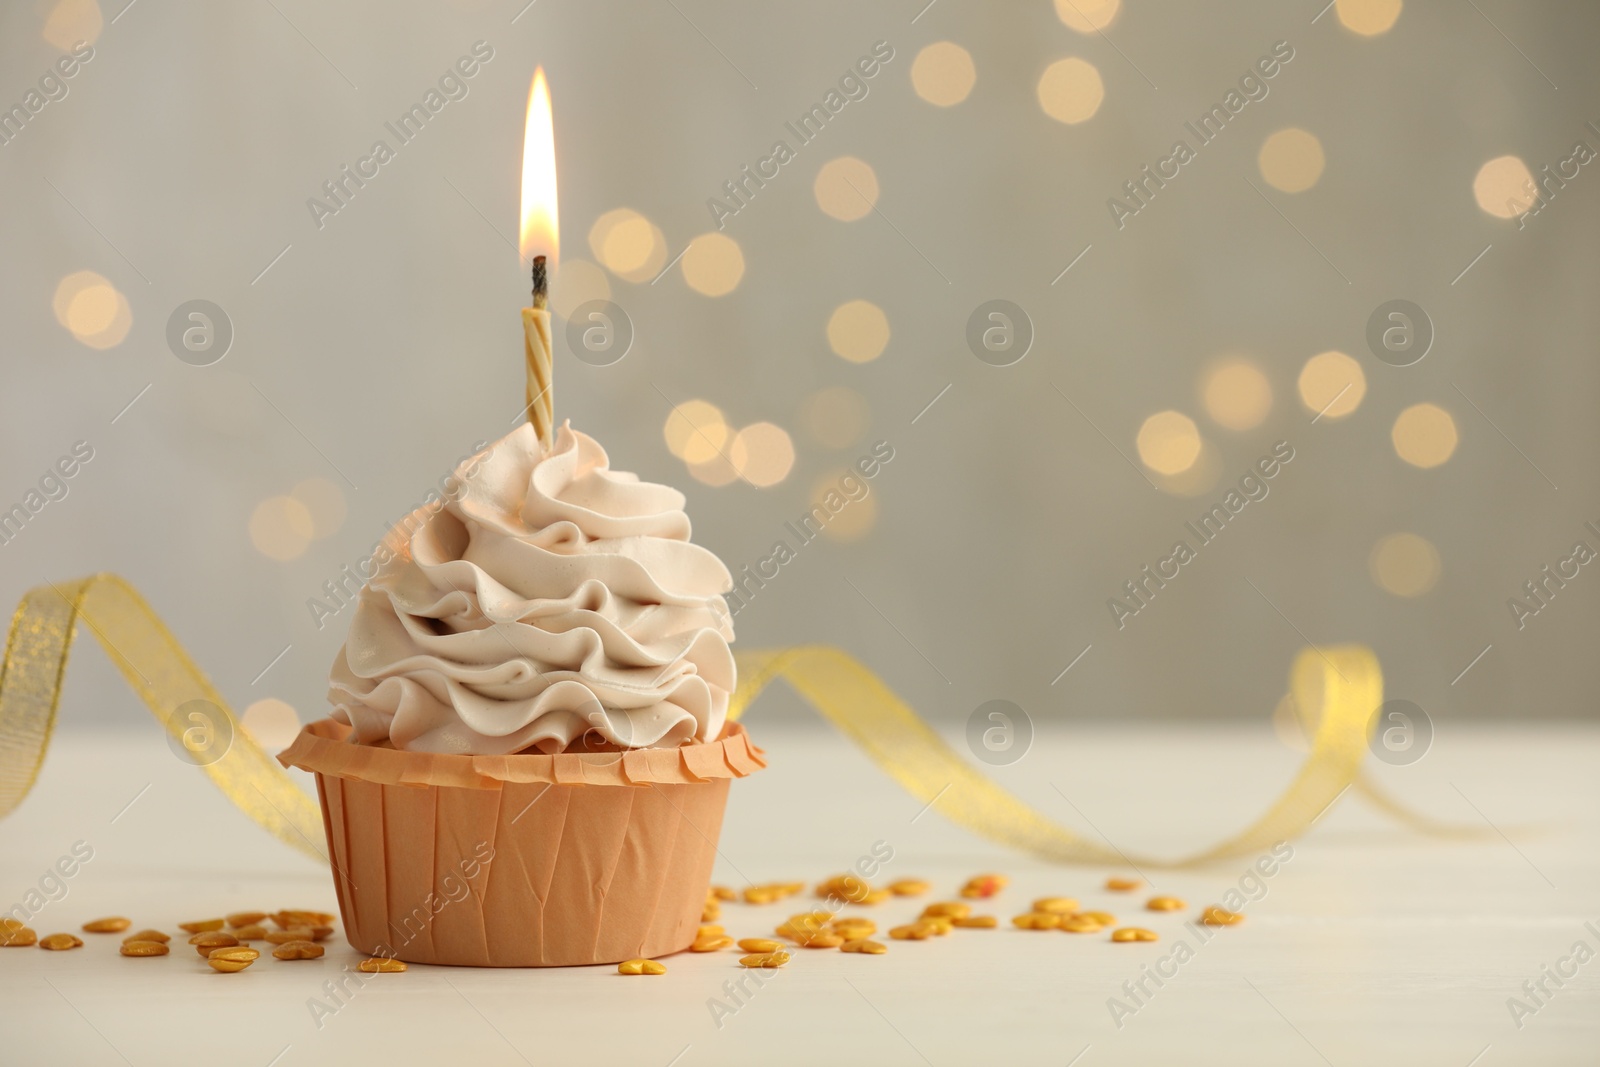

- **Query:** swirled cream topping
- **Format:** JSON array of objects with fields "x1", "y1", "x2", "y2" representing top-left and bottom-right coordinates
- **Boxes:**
[{"x1": 328, "y1": 421, "x2": 735, "y2": 754}]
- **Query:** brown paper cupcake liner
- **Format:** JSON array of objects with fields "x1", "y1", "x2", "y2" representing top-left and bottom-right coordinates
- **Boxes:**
[{"x1": 278, "y1": 719, "x2": 764, "y2": 967}]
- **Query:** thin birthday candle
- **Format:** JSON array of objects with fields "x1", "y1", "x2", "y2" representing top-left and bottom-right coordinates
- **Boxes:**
[{"x1": 520, "y1": 67, "x2": 558, "y2": 447}]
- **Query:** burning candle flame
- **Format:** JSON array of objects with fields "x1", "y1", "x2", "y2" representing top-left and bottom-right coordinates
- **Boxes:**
[{"x1": 519, "y1": 67, "x2": 558, "y2": 267}]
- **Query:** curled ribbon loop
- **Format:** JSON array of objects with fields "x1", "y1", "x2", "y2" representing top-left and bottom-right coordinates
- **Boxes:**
[
  {"x1": 731, "y1": 644, "x2": 1463, "y2": 867},
  {"x1": 3, "y1": 575, "x2": 1470, "y2": 867},
  {"x1": 0, "y1": 575, "x2": 325, "y2": 861}
]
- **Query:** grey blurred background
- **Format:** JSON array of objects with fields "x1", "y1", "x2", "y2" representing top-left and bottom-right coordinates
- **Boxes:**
[{"x1": 3, "y1": 0, "x2": 1596, "y2": 741}]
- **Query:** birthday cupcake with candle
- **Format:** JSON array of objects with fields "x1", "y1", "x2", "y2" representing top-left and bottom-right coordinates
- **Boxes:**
[{"x1": 277, "y1": 69, "x2": 764, "y2": 967}]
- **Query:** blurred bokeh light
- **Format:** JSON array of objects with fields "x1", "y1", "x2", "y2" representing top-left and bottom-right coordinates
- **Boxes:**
[
  {"x1": 1370, "y1": 532, "x2": 1441, "y2": 597},
  {"x1": 1136, "y1": 411, "x2": 1202, "y2": 475},
  {"x1": 1037, "y1": 57, "x2": 1104, "y2": 125},
  {"x1": 911, "y1": 42, "x2": 977, "y2": 107}
]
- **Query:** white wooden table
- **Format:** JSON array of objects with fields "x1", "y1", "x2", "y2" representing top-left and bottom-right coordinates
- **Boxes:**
[{"x1": 3, "y1": 716, "x2": 1596, "y2": 1066}]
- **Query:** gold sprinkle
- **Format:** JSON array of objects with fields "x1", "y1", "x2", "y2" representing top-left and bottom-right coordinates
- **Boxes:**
[
  {"x1": 1200, "y1": 906, "x2": 1244, "y2": 926},
  {"x1": 829, "y1": 919, "x2": 877, "y2": 941},
  {"x1": 816, "y1": 874, "x2": 874, "y2": 903},
  {"x1": 839, "y1": 939, "x2": 887, "y2": 954},
  {"x1": 1, "y1": 927, "x2": 38, "y2": 947},
  {"x1": 206, "y1": 946, "x2": 260, "y2": 972},
  {"x1": 191, "y1": 932, "x2": 241, "y2": 956},
  {"x1": 617, "y1": 958, "x2": 667, "y2": 975},
  {"x1": 778, "y1": 923, "x2": 840, "y2": 947},
  {"x1": 799, "y1": 933, "x2": 844, "y2": 948},
  {"x1": 272, "y1": 940, "x2": 324, "y2": 960},
  {"x1": 739, "y1": 951, "x2": 790, "y2": 968},
  {"x1": 39, "y1": 933, "x2": 84, "y2": 951},
  {"x1": 119, "y1": 940, "x2": 168, "y2": 957},
  {"x1": 1032, "y1": 897, "x2": 1079, "y2": 914},
  {"x1": 357, "y1": 957, "x2": 407, "y2": 973}
]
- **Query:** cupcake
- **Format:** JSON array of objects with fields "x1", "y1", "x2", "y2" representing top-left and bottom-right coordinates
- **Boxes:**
[{"x1": 279, "y1": 421, "x2": 764, "y2": 966}]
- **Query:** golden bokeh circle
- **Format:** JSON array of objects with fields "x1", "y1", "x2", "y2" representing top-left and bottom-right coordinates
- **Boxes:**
[
  {"x1": 663, "y1": 399, "x2": 727, "y2": 461},
  {"x1": 54, "y1": 270, "x2": 132, "y2": 349},
  {"x1": 1370, "y1": 532, "x2": 1441, "y2": 597},
  {"x1": 681, "y1": 232, "x2": 745, "y2": 297},
  {"x1": 801, "y1": 386, "x2": 871, "y2": 449},
  {"x1": 1053, "y1": 0, "x2": 1121, "y2": 33},
  {"x1": 250, "y1": 496, "x2": 314, "y2": 562},
  {"x1": 66, "y1": 285, "x2": 119, "y2": 336},
  {"x1": 43, "y1": 0, "x2": 102, "y2": 51},
  {"x1": 593, "y1": 210, "x2": 651, "y2": 271},
  {"x1": 827, "y1": 300, "x2": 890, "y2": 363},
  {"x1": 53, "y1": 271, "x2": 105, "y2": 329},
  {"x1": 911, "y1": 41, "x2": 977, "y2": 107},
  {"x1": 1153, "y1": 438, "x2": 1223, "y2": 497},
  {"x1": 75, "y1": 291, "x2": 131, "y2": 349},
  {"x1": 1336, "y1": 0, "x2": 1402, "y2": 36},
  {"x1": 814, "y1": 157, "x2": 879, "y2": 221},
  {"x1": 588, "y1": 208, "x2": 667, "y2": 281},
  {"x1": 1201, "y1": 359, "x2": 1273, "y2": 431},
  {"x1": 1297, "y1": 351, "x2": 1366, "y2": 420},
  {"x1": 679, "y1": 417, "x2": 731, "y2": 465},
  {"x1": 730, "y1": 422, "x2": 796, "y2": 488},
  {"x1": 1391, "y1": 403, "x2": 1458, "y2": 468},
  {"x1": 1258, "y1": 128, "x2": 1326, "y2": 193},
  {"x1": 1473, "y1": 156, "x2": 1536, "y2": 219},
  {"x1": 1136, "y1": 411, "x2": 1202, "y2": 475},
  {"x1": 1037, "y1": 57, "x2": 1104, "y2": 125}
]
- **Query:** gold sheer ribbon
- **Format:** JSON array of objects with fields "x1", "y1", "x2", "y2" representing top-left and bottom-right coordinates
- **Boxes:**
[
  {"x1": 3, "y1": 574, "x2": 1437, "y2": 869},
  {"x1": 730, "y1": 645, "x2": 1393, "y2": 867},
  {"x1": 0, "y1": 575, "x2": 326, "y2": 862}
]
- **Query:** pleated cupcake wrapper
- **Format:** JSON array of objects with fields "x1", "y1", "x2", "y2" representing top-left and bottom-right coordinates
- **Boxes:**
[{"x1": 278, "y1": 719, "x2": 764, "y2": 967}]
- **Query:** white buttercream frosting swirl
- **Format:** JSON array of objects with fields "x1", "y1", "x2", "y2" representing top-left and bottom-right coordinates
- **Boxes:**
[{"x1": 328, "y1": 421, "x2": 735, "y2": 755}]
